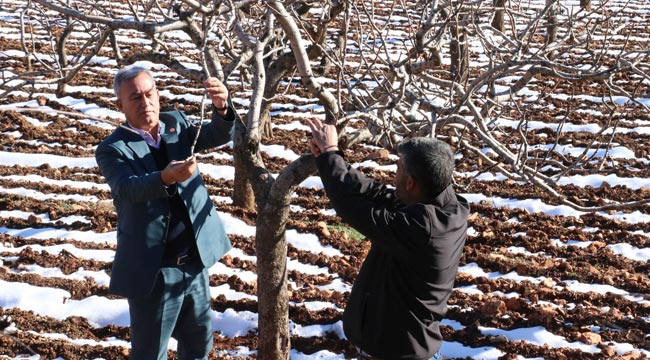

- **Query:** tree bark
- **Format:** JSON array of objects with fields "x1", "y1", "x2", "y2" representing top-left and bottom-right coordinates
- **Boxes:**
[
  {"x1": 254, "y1": 155, "x2": 315, "y2": 360},
  {"x1": 255, "y1": 201, "x2": 290, "y2": 360},
  {"x1": 491, "y1": 0, "x2": 506, "y2": 32},
  {"x1": 232, "y1": 119, "x2": 256, "y2": 211},
  {"x1": 580, "y1": 0, "x2": 591, "y2": 11},
  {"x1": 450, "y1": 11, "x2": 469, "y2": 85},
  {"x1": 55, "y1": 20, "x2": 73, "y2": 97},
  {"x1": 545, "y1": 0, "x2": 558, "y2": 60}
]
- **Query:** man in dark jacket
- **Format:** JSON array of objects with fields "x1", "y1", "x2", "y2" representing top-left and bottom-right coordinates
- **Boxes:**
[
  {"x1": 307, "y1": 118, "x2": 470, "y2": 360},
  {"x1": 96, "y1": 65, "x2": 235, "y2": 359}
]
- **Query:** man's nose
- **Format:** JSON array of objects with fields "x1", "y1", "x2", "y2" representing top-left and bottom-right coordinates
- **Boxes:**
[{"x1": 139, "y1": 94, "x2": 155, "y2": 107}]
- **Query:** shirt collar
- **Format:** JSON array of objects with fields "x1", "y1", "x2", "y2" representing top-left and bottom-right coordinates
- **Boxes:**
[{"x1": 126, "y1": 122, "x2": 163, "y2": 149}]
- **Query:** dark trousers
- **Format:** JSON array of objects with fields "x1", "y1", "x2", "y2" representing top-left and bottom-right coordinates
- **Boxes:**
[
  {"x1": 357, "y1": 348, "x2": 443, "y2": 360},
  {"x1": 128, "y1": 259, "x2": 212, "y2": 360}
]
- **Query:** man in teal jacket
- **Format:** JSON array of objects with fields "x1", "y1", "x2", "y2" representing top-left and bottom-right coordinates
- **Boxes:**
[{"x1": 95, "y1": 65, "x2": 235, "y2": 359}]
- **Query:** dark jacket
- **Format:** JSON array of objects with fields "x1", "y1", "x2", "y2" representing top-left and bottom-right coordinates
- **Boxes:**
[
  {"x1": 316, "y1": 151, "x2": 469, "y2": 359},
  {"x1": 95, "y1": 109, "x2": 235, "y2": 298}
]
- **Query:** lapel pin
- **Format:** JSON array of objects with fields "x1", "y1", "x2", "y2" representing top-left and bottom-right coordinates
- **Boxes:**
[{"x1": 169, "y1": 127, "x2": 176, "y2": 133}]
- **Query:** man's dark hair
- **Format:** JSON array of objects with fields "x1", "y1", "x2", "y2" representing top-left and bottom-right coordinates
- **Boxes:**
[
  {"x1": 397, "y1": 137, "x2": 455, "y2": 198},
  {"x1": 113, "y1": 65, "x2": 155, "y2": 98}
]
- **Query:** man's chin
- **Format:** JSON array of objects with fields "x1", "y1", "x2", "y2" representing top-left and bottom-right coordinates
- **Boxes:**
[{"x1": 144, "y1": 115, "x2": 159, "y2": 124}]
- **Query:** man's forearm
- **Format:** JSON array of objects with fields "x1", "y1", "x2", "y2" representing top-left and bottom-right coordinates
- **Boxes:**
[{"x1": 316, "y1": 152, "x2": 391, "y2": 204}]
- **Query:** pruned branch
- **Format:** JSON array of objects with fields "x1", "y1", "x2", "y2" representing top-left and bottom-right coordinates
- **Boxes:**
[{"x1": 33, "y1": 0, "x2": 188, "y2": 33}]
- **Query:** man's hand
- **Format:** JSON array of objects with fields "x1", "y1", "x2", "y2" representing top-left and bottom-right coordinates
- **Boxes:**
[
  {"x1": 309, "y1": 138, "x2": 322, "y2": 157},
  {"x1": 306, "y1": 118, "x2": 339, "y2": 156},
  {"x1": 204, "y1": 77, "x2": 229, "y2": 115},
  {"x1": 161, "y1": 157, "x2": 197, "y2": 186}
]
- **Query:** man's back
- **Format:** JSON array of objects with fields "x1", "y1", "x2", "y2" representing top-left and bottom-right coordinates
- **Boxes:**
[{"x1": 315, "y1": 152, "x2": 469, "y2": 359}]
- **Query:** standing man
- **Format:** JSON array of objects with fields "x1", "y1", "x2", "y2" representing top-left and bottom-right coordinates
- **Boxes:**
[
  {"x1": 307, "y1": 118, "x2": 470, "y2": 360},
  {"x1": 96, "y1": 65, "x2": 235, "y2": 359}
]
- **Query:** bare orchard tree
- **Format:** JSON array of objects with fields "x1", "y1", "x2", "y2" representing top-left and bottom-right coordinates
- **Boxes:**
[
  {"x1": 450, "y1": 3, "x2": 470, "y2": 84},
  {"x1": 328, "y1": 0, "x2": 650, "y2": 212},
  {"x1": 1, "y1": 3, "x2": 110, "y2": 99},
  {"x1": 6, "y1": 0, "x2": 342, "y2": 359},
  {"x1": 218, "y1": 2, "x2": 343, "y2": 358}
]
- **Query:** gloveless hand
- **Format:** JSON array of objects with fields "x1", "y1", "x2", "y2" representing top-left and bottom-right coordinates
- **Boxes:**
[
  {"x1": 204, "y1": 77, "x2": 229, "y2": 113},
  {"x1": 306, "y1": 118, "x2": 339, "y2": 155},
  {"x1": 161, "y1": 157, "x2": 196, "y2": 186}
]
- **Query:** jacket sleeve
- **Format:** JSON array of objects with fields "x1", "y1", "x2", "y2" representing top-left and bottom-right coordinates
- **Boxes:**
[
  {"x1": 318, "y1": 151, "x2": 399, "y2": 205},
  {"x1": 190, "y1": 103, "x2": 237, "y2": 154},
  {"x1": 95, "y1": 139, "x2": 172, "y2": 204},
  {"x1": 315, "y1": 152, "x2": 432, "y2": 259}
]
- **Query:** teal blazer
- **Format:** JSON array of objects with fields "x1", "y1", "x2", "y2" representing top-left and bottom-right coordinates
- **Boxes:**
[{"x1": 96, "y1": 110, "x2": 234, "y2": 298}]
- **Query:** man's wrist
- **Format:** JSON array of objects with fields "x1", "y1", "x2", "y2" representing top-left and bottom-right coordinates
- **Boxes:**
[
  {"x1": 161, "y1": 172, "x2": 175, "y2": 186},
  {"x1": 323, "y1": 145, "x2": 339, "y2": 152}
]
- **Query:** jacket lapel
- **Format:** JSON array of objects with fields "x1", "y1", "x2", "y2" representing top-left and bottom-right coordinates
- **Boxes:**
[
  {"x1": 119, "y1": 124, "x2": 159, "y2": 174},
  {"x1": 160, "y1": 120, "x2": 183, "y2": 161}
]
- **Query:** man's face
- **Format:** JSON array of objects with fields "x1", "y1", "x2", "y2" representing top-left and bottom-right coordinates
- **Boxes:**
[{"x1": 116, "y1": 72, "x2": 160, "y2": 134}]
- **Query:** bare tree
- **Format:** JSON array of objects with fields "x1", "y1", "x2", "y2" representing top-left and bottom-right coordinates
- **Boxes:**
[
  {"x1": 332, "y1": 0, "x2": 650, "y2": 211},
  {"x1": 227, "y1": 3, "x2": 343, "y2": 357},
  {"x1": 2, "y1": 3, "x2": 110, "y2": 99},
  {"x1": 11, "y1": 0, "x2": 341, "y2": 358}
]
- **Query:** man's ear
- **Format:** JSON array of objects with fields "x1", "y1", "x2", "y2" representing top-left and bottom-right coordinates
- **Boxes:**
[
  {"x1": 115, "y1": 99, "x2": 123, "y2": 111},
  {"x1": 406, "y1": 175, "x2": 417, "y2": 191}
]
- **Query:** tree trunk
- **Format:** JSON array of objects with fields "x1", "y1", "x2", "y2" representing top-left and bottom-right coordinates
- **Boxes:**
[
  {"x1": 260, "y1": 99, "x2": 274, "y2": 140},
  {"x1": 232, "y1": 119, "x2": 256, "y2": 211},
  {"x1": 253, "y1": 154, "x2": 315, "y2": 360},
  {"x1": 233, "y1": 119, "x2": 289, "y2": 359},
  {"x1": 545, "y1": 0, "x2": 558, "y2": 60},
  {"x1": 491, "y1": 0, "x2": 506, "y2": 32},
  {"x1": 580, "y1": 0, "x2": 591, "y2": 11},
  {"x1": 255, "y1": 201, "x2": 291, "y2": 360},
  {"x1": 55, "y1": 20, "x2": 73, "y2": 97},
  {"x1": 232, "y1": 158, "x2": 255, "y2": 210},
  {"x1": 450, "y1": 11, "x2": 469, "y2": 85}
]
